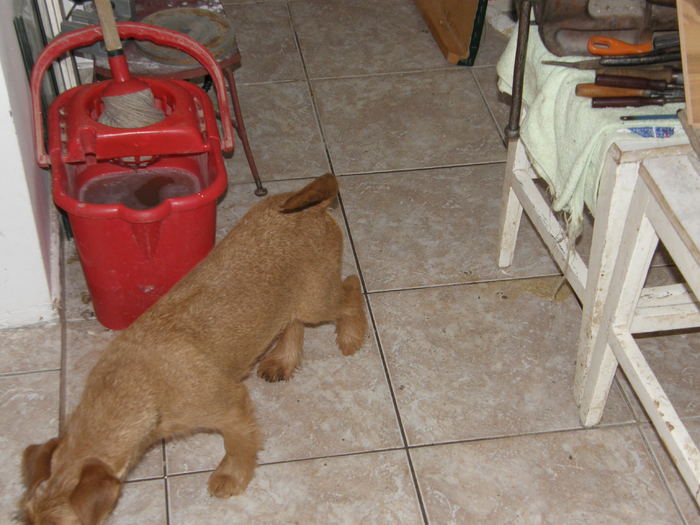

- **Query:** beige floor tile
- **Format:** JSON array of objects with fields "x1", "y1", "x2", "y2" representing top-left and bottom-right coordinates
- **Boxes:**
[
  {"x1": 166, "y1": 323, "x2": 401, "y2": 473},
  {"x1": 224, "y1": 2, "x2": 305, "y2": 84},
  {"x1": 290, "y1": 0, "x2": 446, "y2": 78},
  {"x1": 108, "y1": 479, "x2": 167, "y2": 525},
  {"x1": 64, "y1": 241, "x2": 95, "y2": 322},
  {"x1": 225, "y1": 81, "x2": 330, "y2": 184},
  {"x1": 0, "y1": 371, "x2": 59, "y2": 524},
  {"x1": 312, "y1": 70, "x2": 506, "y2": 174},
  {"x1": 64, "y1": 320, "x2": 165, "y2": 481},
  {"x1": 411, "y1": 426, "x2": 681, "y2": 524},
  {"x1": 63, "y1": 320, "x2": 116, "y2": 417},
  {"x1": 471, "y1": 21, "x2": 510, "y2": 67},
  {"x1": 641, "y1": 421, "x2": 700, "y2": 524},
  {"x1": 370, "y1": 278, "x2": 634, "y2": 445},
  {"x1": 340, "y1": 166, "x2": 559, "y2": 291},
  {"x1": 472, "y1": 65, "x2": 510, "y2": 142},
  {"x1": 168, "y1": 450, "x2": 423, "y2": 524},
  {"x1": 645, "y1": 262, "x2": 684, "y2": 284},
  {"x1": 0, "y1": 323, "x2": 60, "y2": 375}
]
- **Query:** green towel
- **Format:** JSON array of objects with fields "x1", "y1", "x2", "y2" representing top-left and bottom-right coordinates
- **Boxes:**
[{"x1": 496, "y1": 24, "x2": 686, "y2": 236}]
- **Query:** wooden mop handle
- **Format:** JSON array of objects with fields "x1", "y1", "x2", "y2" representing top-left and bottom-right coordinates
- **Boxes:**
[{"x1": 94, "y1": 0, "x2": 123, "y2": 53}]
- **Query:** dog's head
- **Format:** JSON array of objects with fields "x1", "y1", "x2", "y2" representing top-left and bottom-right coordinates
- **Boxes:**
[{"x1": 20, "y1": 438, "x2": 121, "y2": 525}]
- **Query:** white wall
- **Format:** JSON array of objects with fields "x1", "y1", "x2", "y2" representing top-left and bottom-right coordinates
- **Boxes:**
[{"x1": 0, "y1": 2, "x2": 59, "y2": 328}]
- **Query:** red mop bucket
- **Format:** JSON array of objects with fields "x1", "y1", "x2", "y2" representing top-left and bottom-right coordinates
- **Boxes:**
[{"x1": 31, "y1": 23, "x2": 235, "y2": 329}]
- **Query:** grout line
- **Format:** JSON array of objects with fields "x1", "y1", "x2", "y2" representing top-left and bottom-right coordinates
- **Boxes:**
[
  {"x1": 163, "y1": 477, "x2": 172, "y2": 524},
  {"x1": 230, "y1": 158, "x2": 509, "y2": 191},
  {"x1": 335, "y1": 159, "x2": 508, "y2": 178},
  {"x1": 236, "y1": 66, "x2": 479, "y2": 89},
  {"x1": 403, "y1": 446, "x2": 430, "y2": 525},
  {"x1": 305, "y1": 65, "x2": 471, "y2": 83},
  {"x1": 258, "y1": 446, "x2": 406, "y2": 469},
  {"x1": 58, "y1": 231, "x2": 68, "y2": 434},
  {"x1": 161, "y1": 440, "x2": 172, "y2": 525},
  {"x1": 635, "y1": 424, "x2": 689, "y2": 525},
  {"x1": 285, "y1": 2, "x2": 337, "y2": 175},
  {"x1": 405, "y1": 420, "x2": 642, "y2": 453},
  {"x1": 364, "y1": 272, "x2": 565, "y2": 296},
  {"x1": 613, "y1": 374, "x2": 640, "y2": 422},
  {"x1": 336, "y1": 192, "x2": 368, "y2": 296},
  {"x1": 0, "y1": 368, "x2": 61, "y2": 379},
  {"x1": 152, "y1": 422, "x2": 646, "y2": 482},
  {"x1": 235, "y1": 62, "x2": 493, "y2": 88},
  {"x1": 361, "y1": 289, "x2": 430, "y2": 524},
  {"x1": 237, "y1": 78, "x2": 306, "y2": 88},
  {"x1": 470, "y1": 67, "x2": 507, "y2": 146},
  {"x1": 123, "y1": 475, "x2": 167, "y2": 484},
  {"x1": 337, "y1": 189, "x2": 429, "y2": 524}
]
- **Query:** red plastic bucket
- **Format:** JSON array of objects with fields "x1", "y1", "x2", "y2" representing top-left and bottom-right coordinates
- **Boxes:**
[
  {"x1": 55, "y1": 144, "x2": 227, "y2": 329},
  {"x1": 31, "y1": 24, "x2": 234, "y2": 329}
]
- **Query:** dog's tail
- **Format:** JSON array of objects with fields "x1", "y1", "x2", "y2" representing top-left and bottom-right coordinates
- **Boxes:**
[{"x1": 279, "y1": 173, "x2": 339, "y2": 213}]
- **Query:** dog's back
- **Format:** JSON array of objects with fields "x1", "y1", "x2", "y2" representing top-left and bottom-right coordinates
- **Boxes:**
[{"x1": 123, "y1": 173, "x2": 342, "y2": 373}]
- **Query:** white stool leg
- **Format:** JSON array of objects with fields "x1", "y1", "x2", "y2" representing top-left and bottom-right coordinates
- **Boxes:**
[
  {"x1": 574, "y1": 151, "x2": 639, "y2": 407},
  {"x1": 578, "y1": 182, "x2": 658, "y2": 426},
  {"x1": 498, "y1": 139, "x2": 525, "y2": 268}
]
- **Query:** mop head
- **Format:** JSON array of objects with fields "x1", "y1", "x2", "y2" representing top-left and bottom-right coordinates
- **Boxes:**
[{"x1": 99, "y1": 88, "x2": 166, "y2": 128}]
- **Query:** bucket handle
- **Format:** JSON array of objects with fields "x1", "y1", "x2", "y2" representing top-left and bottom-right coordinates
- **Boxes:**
[{"x1": 31, "y1": 22, "x2": 234, "y2": 167}]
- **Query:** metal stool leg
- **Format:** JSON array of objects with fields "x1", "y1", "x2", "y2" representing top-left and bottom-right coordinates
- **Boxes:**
[{"x1": 223, "y1": 67, "x2": 267, "y2": 197}]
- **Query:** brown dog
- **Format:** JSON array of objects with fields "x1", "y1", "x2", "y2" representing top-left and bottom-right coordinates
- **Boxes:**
[{"x1": 20, "y1": 173, "x2": 367, "y2": 524}]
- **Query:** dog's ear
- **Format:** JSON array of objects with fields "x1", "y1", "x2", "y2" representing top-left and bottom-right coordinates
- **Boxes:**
[
  {"x1": 69, "y1": 459, "x2": 121, "y2": 525},
  {"x1": 280, "y1": 173, "x2": 339, "y2": 213},
  {"x1": 22, "y1": 437, "x2": 61, "y2": 491}
]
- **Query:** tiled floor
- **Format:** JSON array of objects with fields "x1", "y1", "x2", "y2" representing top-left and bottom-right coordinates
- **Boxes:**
[{"x1": 2, "y1": 1, "x2": 699, "y2": 524}]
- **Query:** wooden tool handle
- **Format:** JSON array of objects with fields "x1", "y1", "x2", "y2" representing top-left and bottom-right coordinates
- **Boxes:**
[
  {"x1": 595, "y1": 74, "x2": 667, "y2": 91},
  {"x1": 600, "y1": 52, "x2": 681, "y2": 66},
  {"x1": 94, "y1": 0, "x2": 123, "y2": 53},
  {"x1": 595, "y1": 67, "x2": 677, "y2": 82},
  {"x1": 592, "y1": 96, "x2": 670, "y2": 108},
  {"x1": 576, "y1": 84, "x2": 646, "y2": 98}
]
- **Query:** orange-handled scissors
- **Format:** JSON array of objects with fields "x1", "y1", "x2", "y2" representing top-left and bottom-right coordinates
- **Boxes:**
[{"x1": 587, "y1": 36, "x2": 653, "y2": 56}]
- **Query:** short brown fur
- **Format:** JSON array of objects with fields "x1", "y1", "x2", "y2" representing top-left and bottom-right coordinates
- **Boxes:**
[{"x1": 20, "y1": 173, "x2": 367, "y2": 524}]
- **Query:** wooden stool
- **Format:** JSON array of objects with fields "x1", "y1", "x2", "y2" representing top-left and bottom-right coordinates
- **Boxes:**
[{"x1": 577, "y1": 153, "x2": 700, "y2": 505}]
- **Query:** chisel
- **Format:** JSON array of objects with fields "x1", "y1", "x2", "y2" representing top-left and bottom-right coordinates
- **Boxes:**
[
  {"x1": 592, "y1": 96, "x2": 684, "y2": 108},
  {"x1": 619, "y1": 114, "x2": 678, "y2": 120},
  {"x1": 541, "y1": 62, "x2": 683, "y2": 82},
  {"x1": 595, "y1": 74, "x2": 683, "y2": 90},
  {"x1": 576, "y1": 84, "x2": 685, "y2": 98}
]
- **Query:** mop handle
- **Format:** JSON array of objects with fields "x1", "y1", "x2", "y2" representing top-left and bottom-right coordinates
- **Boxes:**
[{"x1": 94, "y1": 0, "x2": 123, "y2": 53}]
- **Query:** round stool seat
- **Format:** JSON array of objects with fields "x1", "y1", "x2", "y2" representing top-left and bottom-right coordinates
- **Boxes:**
[
  {"x1": 92, "y1": 8, "x2": 239, "y2": 79},
  {"x1": 137, "y1": 8, "x2": 237, "y2": 66}
]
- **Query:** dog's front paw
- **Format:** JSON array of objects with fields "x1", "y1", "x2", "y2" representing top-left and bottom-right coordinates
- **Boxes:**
[
  {"x1": 257, "y1": 359, "x2": 294, "y2": 382},
  {"x1": 208, "y1": 470, "x2": 252, "y2": 498}
]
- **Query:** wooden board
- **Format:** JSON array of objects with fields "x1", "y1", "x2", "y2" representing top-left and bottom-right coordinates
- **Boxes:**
[
  {"x1": 414, "y1": 0, "x2": 480, "y2": 64},
  {"x1": 677, "y1": 0, "x2": 700, "y2": 130}
]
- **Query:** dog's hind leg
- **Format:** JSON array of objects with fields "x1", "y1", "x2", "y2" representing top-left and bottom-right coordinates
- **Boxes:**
[
  {"x1": 208, "y1": 386, "x2": 262, "y2": 498},
  {"x1": 257, "y1": 320, "x2": 304, "y2": 382},
  {"x1": 335, "y1": 275, "x2": 367, "y2": 355}
]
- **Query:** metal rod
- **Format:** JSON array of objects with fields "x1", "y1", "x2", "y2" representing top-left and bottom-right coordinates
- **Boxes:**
[{"x1": 505, "y1": 0, "x2": 532, "y2": 140}]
